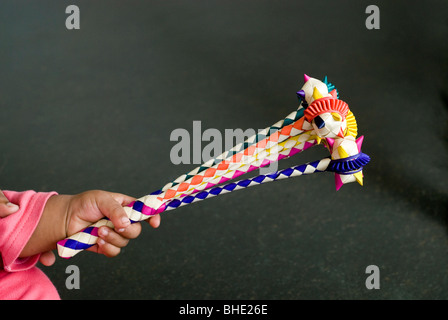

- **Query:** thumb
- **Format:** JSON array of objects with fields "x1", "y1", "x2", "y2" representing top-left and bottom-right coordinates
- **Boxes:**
[{"x1": 0, "y1": 190, "x2": 19, "y2": 218}]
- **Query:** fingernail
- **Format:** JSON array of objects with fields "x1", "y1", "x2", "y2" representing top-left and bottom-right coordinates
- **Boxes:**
[
  {"x1": 98, "y1": 239, "x2": 105, "y2": 245},
  {"x1": 117, "y1": 228, "x2": 125, "y2": 233},
  {"x1": 99, "y1": 228, "x2": 108, "y2": 237},
  {"x1": 121, "y1": 217, "x2": 130, "y2": 226},
  {"x1": 6, "y1": 202, "x2": 19, "y2": 211}
]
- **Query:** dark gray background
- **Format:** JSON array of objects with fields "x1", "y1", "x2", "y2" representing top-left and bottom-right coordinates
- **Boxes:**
[{"x1": 0, "y1": 0, "x2": 447, "y2": 300}]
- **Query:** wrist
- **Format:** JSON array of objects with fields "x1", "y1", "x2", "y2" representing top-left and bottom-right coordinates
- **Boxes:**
[{"x1": 20, "y1": 194, "x2": 73, "y2": 257}]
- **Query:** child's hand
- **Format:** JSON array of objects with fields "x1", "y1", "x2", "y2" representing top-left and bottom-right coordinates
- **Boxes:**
[
  {"x1": 65, "y1": 190, "x2": 161, "y2": 257},
  {"x1": 20, "y1": 190, "x2": 161, "y2": 266},
  {"x1": 0, "y1": 189, "x2": 19, "y2": 218}
]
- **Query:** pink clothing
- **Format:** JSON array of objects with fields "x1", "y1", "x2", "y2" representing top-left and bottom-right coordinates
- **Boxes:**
[{"x1": 0, "y1": 190, "x2": 60, "y2": 300}]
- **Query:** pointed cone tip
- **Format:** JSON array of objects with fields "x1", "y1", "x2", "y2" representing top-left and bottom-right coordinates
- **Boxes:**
[
  {"x1": 313, "y1": 87, "x2": 323, "y2": 100},
  {"x1": 354, "y1": 171, "x2": 364, "y2": 186},
  {"x1": 304, "y1": 74, "x2": 311, "y2": 82},
  {"x1": 296, "y1": 90, "x2": 305, "y2": 98},
  {"x1": 330, "y1": 89, "x2": 338, "y2": 98},
  {"x1": 335, "y1": 174, "x2": 343, "y2": 191},
  {"x1": 356, "y1": 135, "x2": 364, "y2": 152}
]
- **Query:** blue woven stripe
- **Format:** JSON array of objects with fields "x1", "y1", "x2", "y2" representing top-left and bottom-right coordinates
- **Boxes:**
[
  {"x1": 160, "y1": 157, "x2": 339, "y2": 214},
  {"x1": 223, "y1": 183, "x2": 237, "y2": 191},
  {"x1": 167, "y1": 199, "x2": 182, "y2": 208},
  {"x1": 253, "y1": 175, "x2": 266, "y2": 183},
  {"x1": 64, "y1": 239, "x2": 94, "y2": 250},
  {"x1": 195, "y1": 192, "x2": 208, "y2": 200},
  {"x1": 83, "y1": 226, "x2": 95, "y2": 234},
  {"x1": 238, "y1": 180, "x2": 251, "y2": 187},
  {"x1": 133, "y1": 200, "x2": 144, "y2": 212},
  {"x1": 210, "y1": 188, "x2": 223, "y2": 195},
  {"x1": 281, "y1": 167, "x2": 294, "y2": 177}
]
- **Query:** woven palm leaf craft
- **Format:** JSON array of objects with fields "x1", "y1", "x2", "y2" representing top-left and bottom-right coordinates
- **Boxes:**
[{"x1": 57, "y1": 74, "x2": 370, "y2": 258}]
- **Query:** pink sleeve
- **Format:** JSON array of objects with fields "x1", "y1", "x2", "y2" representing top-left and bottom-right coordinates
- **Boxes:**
[{"x1": 0, "y1": 190, "x2": 58, "y2": 272}]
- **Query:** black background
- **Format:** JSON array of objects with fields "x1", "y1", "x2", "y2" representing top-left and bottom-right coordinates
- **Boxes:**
[{"x1": 0, "y1": 0, "x2": 447, "y2": 300}]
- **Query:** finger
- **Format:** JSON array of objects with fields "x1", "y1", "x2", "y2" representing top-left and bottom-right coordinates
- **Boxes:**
[
  {"x1": 86, "y1": 244, "x2": 100, "y2": 255},
  {"x1": 0, "y1": 190, "x2": 19, "y2": 218},
  {"x1": 98, "y1": 226, "x2": 131, "y2": 248},
  {"x1": 148, "y1": 214, "x2": 161, "y2": 229},
  {"x1": 85, "y1": 235, "x2": 125, "y2": 258},
  {"x1": 96, "y1": 193, "x2": 131, "y2": 231},
  {"x1": 39, "y1": 251, "x2": 56, "y2": 266},
  {"x1": 117, "y1": 222, "x2": 142, "y2": 240},
  {"x1": 96, "y1": 237, "x2": 122, "y2": 258}
]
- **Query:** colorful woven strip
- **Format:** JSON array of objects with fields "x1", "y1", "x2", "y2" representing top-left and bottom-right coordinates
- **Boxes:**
[
  {"x1": 163, "y1": 152, "x2": 369, "y2": 212},
  {"x1": 156, "y1": 113, "x2": 312, "y2": 203},
  {"x1": 159, "y1": 131, "x2": 317, "y2": 203},
  {"x1": 159, "y1": 107, "x2": 307, "y2": 193},
  {"x1": 57, "y1": 74, "x2": 370, "y2": 259}
]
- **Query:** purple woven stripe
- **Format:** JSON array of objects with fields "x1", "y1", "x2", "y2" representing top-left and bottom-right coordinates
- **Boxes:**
[{"x1": 83, "y1": 226, "x2": 98, "y2": 237}]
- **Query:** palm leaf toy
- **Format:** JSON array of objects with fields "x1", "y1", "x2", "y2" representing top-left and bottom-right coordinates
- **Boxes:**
[
  {"x1": 150, "y1": 75, "x2": 355, "y2": 203},
  {"x1": 57, "y1": 74, "x2": 369, "y2": 258}
]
